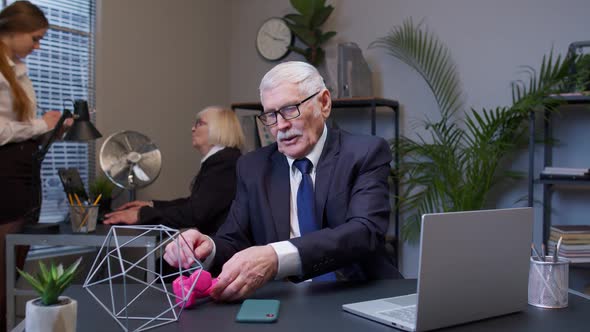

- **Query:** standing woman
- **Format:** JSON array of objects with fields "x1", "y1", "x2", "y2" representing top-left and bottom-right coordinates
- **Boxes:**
[{"x1": 0, "y1": 2, "x2": 59, "y2": 330}]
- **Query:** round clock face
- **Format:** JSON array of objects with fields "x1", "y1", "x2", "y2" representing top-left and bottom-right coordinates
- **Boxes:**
[{"x1": 256, "y1": 18, "x2": 293, "y2": 61}]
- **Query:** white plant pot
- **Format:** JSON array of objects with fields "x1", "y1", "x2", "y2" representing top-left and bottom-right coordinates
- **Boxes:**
[{"x1": 25, "y1": 296, "x2": 77, "y2": 332}]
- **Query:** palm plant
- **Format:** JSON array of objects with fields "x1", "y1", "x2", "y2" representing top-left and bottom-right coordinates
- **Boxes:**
[{"x1": 371, "y1": 18, "x2": 575, "y2": 242}]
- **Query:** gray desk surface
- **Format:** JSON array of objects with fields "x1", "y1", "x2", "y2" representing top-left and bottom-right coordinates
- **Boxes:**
[
  {"x1": 570, "y1": 264, "x2": 590, "y2": 296},
  {"x1": 66, "y1": 279, "x2": 590, "y2": 332},
  {"x1": 5, "y1": 224, "x2": 160, "y2": 331}
]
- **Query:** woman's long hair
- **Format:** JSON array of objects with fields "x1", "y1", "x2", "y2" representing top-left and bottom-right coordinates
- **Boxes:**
[{"x1": 0, "y1": 1, "x2": 48, "y2": 121}]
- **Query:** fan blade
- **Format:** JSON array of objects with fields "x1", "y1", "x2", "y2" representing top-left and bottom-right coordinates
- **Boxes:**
[
  {"x1": 135, "y1": 150, "x2": 162, "y2": 184},
  {"x1": 132, "y1": 164, "x2": 150, "y2": 182},
  {"x1": 124, "y1": 135, "x2": 134, "y2": 152},
  {"x1": 135, "y1": 142, "x2": 159, "y2": 154},
  {"x1": 107, "y1": 159, "x2": 129, "y2": 179},
  {"x1": 139, "y1": 149, "x2": 160, "y2": 162},
  {"x1": 112, "y1": 138, "x2": 132, "y2": 154}
]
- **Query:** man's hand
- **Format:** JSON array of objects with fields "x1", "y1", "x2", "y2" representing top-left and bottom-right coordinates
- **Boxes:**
[
  {"x1": 115, "y1": 200, "x2": 152, "y2": 211},
  {"x1": 103, "y1": 208, "x2": 140, "y2": 225},
  {"x1": 210, "y1": 245, "x2": 278, "y2": 302},
  {"x1": 163, "y1": 229, "x2": 214, "y2": 269}
]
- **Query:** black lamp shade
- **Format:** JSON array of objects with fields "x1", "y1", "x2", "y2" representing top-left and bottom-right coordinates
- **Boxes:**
[{"x1": 64, "y1": 100, "x2": 102, "y2": 141}]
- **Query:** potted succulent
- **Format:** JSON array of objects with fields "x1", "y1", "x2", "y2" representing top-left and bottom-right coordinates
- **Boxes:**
[{"x1": 17, "y1": 258, "x2": 82, "y2": 332}]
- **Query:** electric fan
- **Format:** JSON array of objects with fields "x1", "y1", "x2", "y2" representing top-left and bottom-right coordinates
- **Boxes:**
[{"x1": 99, "y1": 130, "x2": 162, "y2": 200}]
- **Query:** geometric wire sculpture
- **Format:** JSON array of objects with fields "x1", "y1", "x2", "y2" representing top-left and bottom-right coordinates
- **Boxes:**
[{"x1": 83, "y1": 225, "x2": 203, "y2": 331}]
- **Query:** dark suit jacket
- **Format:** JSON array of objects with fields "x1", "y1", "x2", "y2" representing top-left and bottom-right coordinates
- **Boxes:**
[
  {"x1": 211, "y1": 128, "x2": 401, "y2": 281},
  {"x1": 138, "y1": 147, "x2": 241, "y2": 235}
]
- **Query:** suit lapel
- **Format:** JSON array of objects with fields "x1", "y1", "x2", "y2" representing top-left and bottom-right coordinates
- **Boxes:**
[
  {"x1": 268, "y1": 150, "x2": 291, "y2": 240},
  {"x1": 315, "y1": 129, "x2": 340, "y2": 226}
]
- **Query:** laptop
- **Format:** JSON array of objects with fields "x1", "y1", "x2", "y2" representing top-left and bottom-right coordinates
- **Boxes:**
[{"x1": 343, "y1": 207, "x2": 533, "y2": 331}]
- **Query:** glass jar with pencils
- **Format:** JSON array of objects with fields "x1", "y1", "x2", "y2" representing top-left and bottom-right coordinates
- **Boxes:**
[{"x1": 68, "y1": 193, "x2": 101, "y2": 233}]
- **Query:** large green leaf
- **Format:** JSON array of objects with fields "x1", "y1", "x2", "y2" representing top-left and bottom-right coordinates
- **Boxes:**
[
  {"x1": 290, "y1": 0, "x2": 325, "y2": 18},
  {"x1": 310, "y1": 5, "x2": 334, "y2": 27},
  {"x1": 56, "y1": 257, "x2": 82, "y2": 286},
  {"x1": 17, "y1": 269, "x2": 45, "y2": 295},
  {"x1": 285, "y1": 22, "x2": 316, "y2": 46},
  {"x1": 284, "y1": 13, "x2": 307, "y2": 27},
  {"x1": 41, "y1": 279, "x2": 59, "y2": 305},
  {"x1": 319, "y1": 31, "x2": 337, "y2": 44},
  {"x1": 371, "y1": 18, "x2": 464, "y2": 119}
]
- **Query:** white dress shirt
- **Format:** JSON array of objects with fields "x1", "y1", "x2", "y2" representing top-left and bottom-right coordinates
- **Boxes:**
[
  {"x1": 203, "y1": 125, "x2": 328, "y2": 279},
  {"x1": 269, "y1": 124, "x2": 328, "y2": 279},
  {"x1": 0, "y1": 57, "x2": 46, "y2": 146}
]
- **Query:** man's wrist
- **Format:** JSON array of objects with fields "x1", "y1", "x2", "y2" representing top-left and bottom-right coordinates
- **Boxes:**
[{"x1": 269, "y1": 241, "x2": 302, "y2": 279}]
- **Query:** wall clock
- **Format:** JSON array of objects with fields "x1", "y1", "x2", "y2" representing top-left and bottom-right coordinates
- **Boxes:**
[{"x1": 256, "y1": 17, "x2": 293, "y2": 61}]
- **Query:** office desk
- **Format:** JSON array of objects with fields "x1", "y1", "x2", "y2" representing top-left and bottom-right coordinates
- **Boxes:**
[
  {"x1": 5, "y1": 224, "x2": 158, "y2": 331},
  {"x1": 65, "y1": 279, "x2": 590, "y2": 332}
]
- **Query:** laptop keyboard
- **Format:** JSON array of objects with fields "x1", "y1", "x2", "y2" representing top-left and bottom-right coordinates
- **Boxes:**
[{"x1": 379, "y1": 305, "x2": 417, "y2": 325}]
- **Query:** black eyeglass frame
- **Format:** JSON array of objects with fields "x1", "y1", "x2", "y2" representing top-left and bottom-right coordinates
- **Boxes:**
[{"x1": 257, "y1": 90, "x2": 321, "y2": 126}]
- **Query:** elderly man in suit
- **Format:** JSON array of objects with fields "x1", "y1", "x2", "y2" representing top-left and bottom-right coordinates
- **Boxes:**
[{"x1": 164, "y1": 61, "x2": 401, "y2": 302}]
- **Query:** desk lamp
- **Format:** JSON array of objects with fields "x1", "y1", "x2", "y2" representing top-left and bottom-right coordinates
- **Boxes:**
[
  {"x1": 26, "y1": 100, "x2": 102, "y2": 231},
  {"x1": 35, "y1": 100, "x2": 102, "y2": 163}
]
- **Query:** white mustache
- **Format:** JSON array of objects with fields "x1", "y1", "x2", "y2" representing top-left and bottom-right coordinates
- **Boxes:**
[{"x1": 277, "y1": 129, "x2": 302, "y2": 141}]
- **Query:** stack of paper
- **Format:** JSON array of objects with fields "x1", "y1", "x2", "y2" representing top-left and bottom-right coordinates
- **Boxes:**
[{"x1": 548, "y1": 225, "x2": 590, "y2": 263}]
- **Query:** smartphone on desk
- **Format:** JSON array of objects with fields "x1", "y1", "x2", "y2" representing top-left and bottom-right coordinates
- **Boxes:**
[{"x1": 235, "y1": 299, "x2": 280, "y2": 323}]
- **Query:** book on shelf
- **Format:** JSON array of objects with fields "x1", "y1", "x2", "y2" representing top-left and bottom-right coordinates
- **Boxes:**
[
  {"x1": 540, "y1": 173, "x2": 590, "y2": 181},
  {"x1": 540, "y1": 167, "x2": 590, "y2": 180},
  {"x1": 548, "y1": 242, "x2": 590, "y2": 253},
  {"x1": 550, "y1": 238, "x2": 590, "y2": 245},
  {"x1": 549, "y1": 230, "x2": 590, "y2": 241},
  {"x1": 549, "y1": 226, "x2": 590, "y2": 263},
  {"x1": 550, "y1": 225, "x2": 590, "y2": 235},
  {"x1": 542, "y1": 167, "x2": 590, "y2": 175}
]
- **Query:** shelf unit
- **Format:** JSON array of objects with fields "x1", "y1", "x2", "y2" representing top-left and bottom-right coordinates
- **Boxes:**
[
  {"x1": 231, "y1": 97, "x2": 401, "y2": 251},
  {"x1": 527, "y1": 95, "x2": 590, "y2": 247}
]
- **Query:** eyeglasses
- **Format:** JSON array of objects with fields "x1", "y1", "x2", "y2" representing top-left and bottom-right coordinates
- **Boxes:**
[{"x1": 257, "y1": 91, "x2": 321, "y2": 126}]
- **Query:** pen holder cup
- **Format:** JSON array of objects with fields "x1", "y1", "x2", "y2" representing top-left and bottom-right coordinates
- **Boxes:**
[
  {"x1": 69, "y1": 205, "x2": 99, "y2": 233},
  {"x1": 528, "y1": 256, "x2": 569, "y2": 308}
]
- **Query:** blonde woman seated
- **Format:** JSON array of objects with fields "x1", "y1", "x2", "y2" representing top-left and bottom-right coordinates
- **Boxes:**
[{"x1": 104, "y1": 106, "x2": 244, "y2": 235}]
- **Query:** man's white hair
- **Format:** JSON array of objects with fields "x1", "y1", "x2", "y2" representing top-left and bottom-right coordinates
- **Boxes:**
[{"x1": 259, "y1": 61, "x2": 326, "y2": 98}]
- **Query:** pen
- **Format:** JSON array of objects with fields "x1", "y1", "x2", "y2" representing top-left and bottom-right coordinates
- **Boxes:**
[
  {"x1": 554, "y1": 237, "x2": 563, "y2": 262},
  {"x1": 92, "y1": 194, "x2": 102, "y2": 206},
  {"x1": 541, "y1": 243, "x2": 547, "y2": 262},
  {"x1": 531, "y1": 243, "x2": 542, "y2": 261},
  {"x1": 73, "y1": 193, "x2": 83, "y2": 207}
]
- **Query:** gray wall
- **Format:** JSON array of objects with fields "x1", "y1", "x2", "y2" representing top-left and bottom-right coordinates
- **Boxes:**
[
  {"x1": 97, "y1": 0, "x2": 590, "y2": 277},
  {"x1": 96, "y1": 0, "x2": 231, "y2": 202},
  {"x1": 228, "y1": 0, "x2": 590, "y2": 277}
]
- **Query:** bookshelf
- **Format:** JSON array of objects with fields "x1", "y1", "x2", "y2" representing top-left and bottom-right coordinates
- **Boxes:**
[{"x1": 527, "y1": 95, "x2": 590, "y2": 262}]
